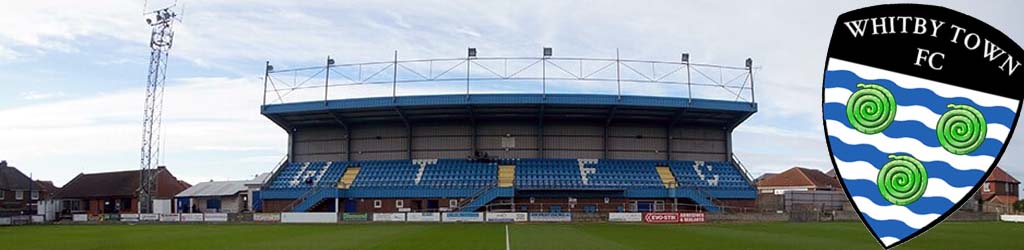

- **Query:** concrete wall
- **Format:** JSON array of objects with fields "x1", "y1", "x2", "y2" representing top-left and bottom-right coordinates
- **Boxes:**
[{"x1": 290, "y1": 120, "x2": 730, "y2": 162}]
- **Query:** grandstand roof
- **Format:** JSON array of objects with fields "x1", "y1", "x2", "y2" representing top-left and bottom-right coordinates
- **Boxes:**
[
  {"x1": 261, "y1": 94, "x2": 757, "y2": 130},
  {"x1": 756, "y1": 167, "x2": 838, "y2": 189},
  {"x1": 986, "y1": 166, "x2": 1020, "y2": 184}
]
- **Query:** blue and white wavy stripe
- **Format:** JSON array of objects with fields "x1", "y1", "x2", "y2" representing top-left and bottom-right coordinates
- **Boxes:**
[
  {"x1": 824, "y1": 58, "x2": 1018, "y2": 247},
  {"x1": 824, "y1": 91, "x2": 1011, "y2": 144}
]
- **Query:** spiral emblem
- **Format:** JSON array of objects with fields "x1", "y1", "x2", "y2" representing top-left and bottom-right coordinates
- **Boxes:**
[
  {"x1": 877, "y1": 155, "x2": 928, "y2": 206},
  {"x1": 846, "y1": 83, "x2": 896, "y2": 134},
  {"x1": 936, "y1": 104, "x2": 987, "y2": 155}
]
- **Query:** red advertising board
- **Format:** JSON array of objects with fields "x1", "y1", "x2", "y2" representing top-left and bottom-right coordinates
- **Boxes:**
[
  {"x1": 642, "y1": 212, "x2": 706, "y2": 224},
  {"x1": 643, "y1": 212, "x2": 680, "y2": 223},
  {"x1": 679, "y1": 213, "x2": 705, "y2": 223}
]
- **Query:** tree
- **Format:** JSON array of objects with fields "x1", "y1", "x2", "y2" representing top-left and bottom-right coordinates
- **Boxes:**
[{"x1": 1015, "y1": 199, "x2": 1024, "y2": 213}]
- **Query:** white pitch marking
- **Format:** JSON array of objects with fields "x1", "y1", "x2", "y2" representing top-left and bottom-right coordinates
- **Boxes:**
[{"x1": 505, "y1": 224, "x2": 511, "y2": 250}]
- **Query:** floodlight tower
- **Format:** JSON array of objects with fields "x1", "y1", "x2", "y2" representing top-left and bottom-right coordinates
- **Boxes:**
[{"x1": 139, "y1": 5, "x2": 180, "y2": 214}]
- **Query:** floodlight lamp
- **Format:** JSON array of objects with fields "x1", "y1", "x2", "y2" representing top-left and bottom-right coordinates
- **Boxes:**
[
  {"x1": 681, "y1": 53, "x2": 690, "y2": 63},
  {"x1": 746, "y1": 58, "x2": 753, "y2": 68},
  {"x1": 543, "y1": 47, "x2": 552, "y2": 57},
  {"x1": 468, "y1": 48, "x2": 477, "y2": 58},
  {"x1": 327, "y1": 58, "x2": 335, "y2": 65},
  {"x1": 266, "y1": 65, "x2": 274, "y2": 72}
]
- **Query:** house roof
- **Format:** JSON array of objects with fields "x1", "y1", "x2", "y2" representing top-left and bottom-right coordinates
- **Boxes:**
[
  {"x1": 55, "y1": 167, "x2": 188, "y2": 199},
  {"x1": 753, "y1": 173, "x2": 777, "y2": 183},
  {"x1": 757, "y1": 167, "x2": 838, "y2": 188},
  {"x1": 177, "y1": 173, "x2": 270, "y2": 198},
  {"x1": 0, "y1": 163, "x2": 42, "y2": 191},
  {"x1": 824, "y1": 169, "x2": 836, "y2": 178},
  {"x1": 35, "y1": 180, "x2": 59, "y2": 194},
  {"x1": 986, "y1": 166, "x2": 1020, "y2": 184},
  {"x1": 56, "y1": 170, "x2": 146, "y2": 198}
]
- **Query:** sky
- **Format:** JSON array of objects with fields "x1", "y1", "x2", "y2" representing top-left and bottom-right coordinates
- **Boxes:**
[{"x1": 1, "y1": 0, "x2": 1023, "y2": 188}]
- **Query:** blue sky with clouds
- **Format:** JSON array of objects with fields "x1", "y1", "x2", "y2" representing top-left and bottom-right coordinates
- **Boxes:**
[{"x1": 1, "y1": 0, "x2": 1023, "y2": 188}]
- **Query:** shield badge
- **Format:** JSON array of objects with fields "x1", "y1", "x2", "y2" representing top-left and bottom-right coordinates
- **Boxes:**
[{"x1": 822, "y1": 4, "x2": 1024, "y2": 249}]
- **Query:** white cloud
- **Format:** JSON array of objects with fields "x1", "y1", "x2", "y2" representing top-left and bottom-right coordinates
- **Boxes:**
[
  {"x1": 0, "y1": 45, "x2": 18, "y2": 60},
  {"x1": 0, "y1": 0, "x2": 143, "y2": 54},
  {"x1": 18, "y1": 91, "x2": 65, "y2": 100},
  {"x1": 0, "y1": 77, "x2": 285, "y2": 184},
  {"x1": 2, "y1": 0, "x2": 1023, "y2": 185}
]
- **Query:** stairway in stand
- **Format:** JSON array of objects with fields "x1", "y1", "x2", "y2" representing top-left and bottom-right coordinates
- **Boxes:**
[
  {"x1": 337, "y1": 166, "x2": 360, "y2": 189},
  {"x1": 498, "y1": 164, "x2": 515, "y2": 188},
  {"x1": 656, "y1": 165, "x2": 679, "y2": 188}
]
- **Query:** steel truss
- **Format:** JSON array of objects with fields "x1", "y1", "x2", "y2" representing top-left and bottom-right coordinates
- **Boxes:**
[
  {"x1": 262, "y1": 53, "x2": 757, "y2": 106},
  {"x1": 139, "y1": 5, "x2": 180, "y2": 214}
]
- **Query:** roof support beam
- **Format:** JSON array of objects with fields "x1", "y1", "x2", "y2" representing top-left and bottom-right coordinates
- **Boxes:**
[
  {"x1": 538, "y1": 105, "x2": 545, "y2": 158},
  {"x1": 395, "y1": 107, "x2": 412, "y2": 160},
  {"x1": 667, "y1": 110, "x2": 688, "y2": 161},
  {"x1": 346, "y1": 127, "x2": 352, "y2": 161},
  {"x1": 327, "y1": 111, "x2": 351, "y2": 161},
  {"x1": 468, "y1": 106, "x2": 477, "y2": 154},
  {"x1": 328, "y1": 111, "x2": 349, "y2": 131},
  {"x1": 604, "y1": 106, "x2": 617, "y2": 159},
  {"x1": 394, "y1": 107, "x2": 410, "y2": 128}
]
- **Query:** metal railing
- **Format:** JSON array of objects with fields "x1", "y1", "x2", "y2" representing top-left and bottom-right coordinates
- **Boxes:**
[
  {"x1": 282, "y1": 186, "x2": 324, "y2": 212},
  {"x1": 731, "y1": 153, "x2": 756, "y2": 186},
  {"x1": 456, "y1": 185, "x2": 495, "y2": 211},
  {"x1": 262, "y1": 53, "x2": 757, "y2": 105},
  {"x1": 261, "y1": 155, "x2": 289, "y2": 190}
]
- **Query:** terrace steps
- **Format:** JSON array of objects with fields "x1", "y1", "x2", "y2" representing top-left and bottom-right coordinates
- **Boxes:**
[
  {"x1": 498, "y1": 165, "x2": 515, "y2": 187},
  {"x1": 656, "y1": 166, "x2": 679, "y2": 188},
  {"x1": 337, "y1": 166, "x2": 360, "y2": 189}
]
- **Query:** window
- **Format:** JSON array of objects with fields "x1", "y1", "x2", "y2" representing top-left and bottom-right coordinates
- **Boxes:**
[
  {"x1": 449, "y1": 200, "x2": 458, "y2": 208},
  {"x1": 31, "y1": 191, "x2": 39, "y2": 200},
  {"x1": 0, "y1": 190, "x2": 5, "y2": 200},
  {"x1": 207, "y1": 199, "x2": 222, "y2": 210},
  {"x1": 984, "y1": 183, "x2": 991, "y2": 192},
  {"x1": 396, "y1": 200, "x2": 404, "y2": 208},
  {"x1": 373, "y1": 200, "x2": 382, "y2": 208},
  {"x1": 16, "y1": 191, "x2": 23, "y2": 200},
  {"x1": 1007, "y1": 184, "x2": 1012, "y2": 193},
  {"x1": 604, "y1": 197, "x2": 610, "y2": 204}
]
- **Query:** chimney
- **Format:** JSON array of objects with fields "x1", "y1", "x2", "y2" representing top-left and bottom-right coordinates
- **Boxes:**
[{"x1": 0, "y1": 160, "x2": 6, "y2": 167}]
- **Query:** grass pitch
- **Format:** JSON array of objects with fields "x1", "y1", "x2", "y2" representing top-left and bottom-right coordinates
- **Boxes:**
[{"x1": 1, "y1": 222, "x2": 1021, "y2": 250}]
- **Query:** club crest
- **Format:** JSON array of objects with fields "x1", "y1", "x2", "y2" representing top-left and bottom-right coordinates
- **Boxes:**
[{"x1": 822, "y1": 4, "x2": 1024, "y2": 249}]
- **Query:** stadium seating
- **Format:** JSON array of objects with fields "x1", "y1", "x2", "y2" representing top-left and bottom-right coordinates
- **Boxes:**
[
  {"x1": 514, "y1": 159, "x2": 663, "y2": 190},
  {"x1": 266, "y1": 159, "x2": 754, "y2": 193},
  {"x1": 350, "y1": 159, "x2": 498, "y2": 189},
  {"x1": 667, "y1": 160, "x2": 756, "y2": 193},
  {"x1": 267, "y1": 161, "x2": 347, "y2": 189}
]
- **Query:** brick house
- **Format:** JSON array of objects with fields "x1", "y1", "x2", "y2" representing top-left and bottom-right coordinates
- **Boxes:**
[
  {"x1": 962, "y1": 166, "x2": 1019, "y2": 213},
  {"x1": 755, "y1": 167, "x2": 846, "y2": 211},
  {"x1": 756, "y1": 167, "x2": 841, "y2": 195},
  {"x1": 0, "y1": 160, "x2": 55, "y2": 216},
  {"x1": 54, "y1": 166, "x2": 190, "y2": 216}
]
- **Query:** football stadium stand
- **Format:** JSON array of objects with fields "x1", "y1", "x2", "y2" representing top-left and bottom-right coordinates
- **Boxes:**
[{"x1": 257, "y1": 55, "x2": 758, "y2": 213}]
